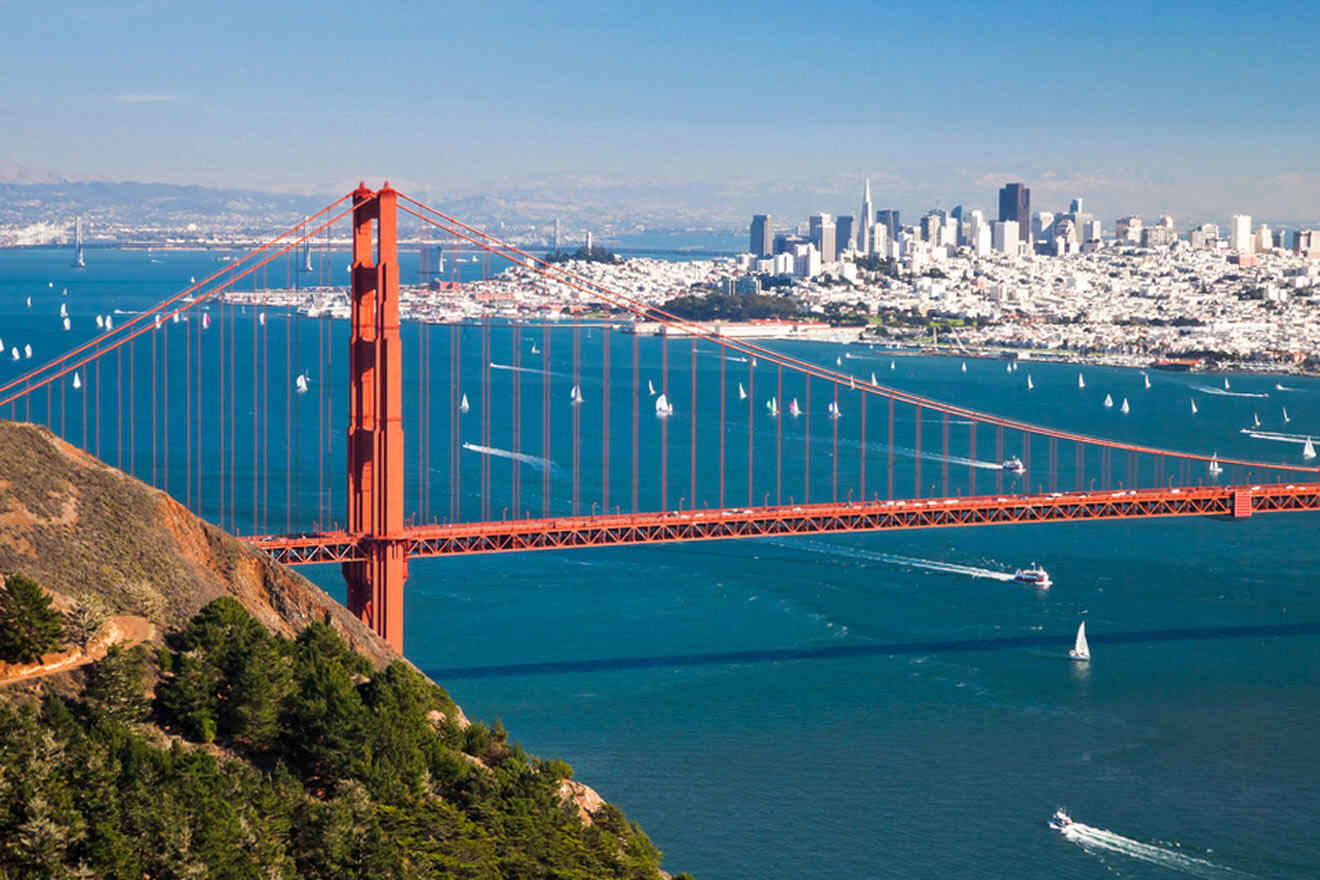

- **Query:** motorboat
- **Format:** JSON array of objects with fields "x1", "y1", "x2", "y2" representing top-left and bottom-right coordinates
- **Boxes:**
[
  {"x1": 1069, "y1": 620, "x2": 1090, "y2": 661},
  {"x1": 1048, "y1": 810, "x2": 1073, "y2": 831},
  {"x1": 1002, "y1": 456, "x2": 1025, "y2": 474},
  {"x1": 1013, "y1": 565, "x2": 1051, "y2": 589}
]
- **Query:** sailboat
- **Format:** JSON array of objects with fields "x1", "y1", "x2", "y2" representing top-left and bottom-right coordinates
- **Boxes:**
[
  {"x1": 295, "y1": 373, "x2": 309, "y2": 394},
  {"x1": 1068, "y1": 621, "x2": 1090, "y2": 661},
  {"x1": 105, "y1": 314, "x2": 112, "y2": 330},
  {"x1": 62, "y1": 317, "x2": 70, "y2": 331},
  {"x1": 648, "y1": 379, "x2": 657, "y2": 397},
  {"x1": 72, "y1": 372, "x2": 81, "y2": 390},
  {"x1": 258, "y1": 311, "x2": 266, "y2": 327},
  {"x1": 836, "y1": 356, "x2": 842, "y2": 366},
  {"x1": 789, "y1": 398, "x2": 802, "y2": 418},
  {"x1": 1190, "y1": 398, "x2": 1198, "y2": 415},
  {"x1": 889, "y1": 360, "x2": 895, "y2": 370},
  {"x1": 23, "y1": 344, "x2": 32, "y2": 359},
  {"x1": 1078, "y1": 373, "x2": 1085, "y2": 389},
  {"x1": 1103, "y1": 393, "x2": 1113, "y2": 408},
  {"x1": 1224, "y1": 377, "x2": 1231, "y2": 390},
  {"x1": 9, "y1": 349, "x2": 17, "y2": 362},
  {"x1": 0, "y1": 339, "x2": 4, "y2": 353},
  {"x1": 201, "y1": 312, "x2": 210, "y2": 330},
  {"x1": 59, "y1": 303, "x2": 68, "y2": 318},
  {"x1": 1282, "y1": 407, "x2": 1290, "y2": 423},
  {"x1": 570, "y1": 384, "x2": 584, "y2": 405},
  {"x1": 1304, "y1": 437, "x2": 1317, "y2": 461},
  {"x1": 459, "y1": 393, "x2": 470, "y2": 414},
  {"x1": 766, "y1": 397, "x2": 779, "y2": 417},
  {"x1": 1027, "y1": 375, "x2": 1034, "y2": 390},
  {"x1": 1143, "y1": 372, "x2": 1151, "y2": 390},
  {"x1": 1005, "y1": 363, "x2": 1012, "y2": 374},
  {"x1": 751, "y1": 357, "x2": 758, "y2": 368},
  {"x1": 961, "y1": 361, "x2": 967, "y2": 373},
  {"x1": 1252, "y1": 412, "x2": 1261, "y2": 428},
  {"x1": 870, "y1": 372, "x2": 878, "y2": 386},
  {"x1": 738, "y1": 382, "x2": 747, "y2": 400},
  {"x1": 154, "y1": 315, "x2": 162, "y2": 330},
  {"x1": 827, "y1": 401, "x2": 841, "y2": 420},
  {"x1": 655, "y1": 393, "x2": 674, "y2": 418},
  {"x1": 530, "y1": 343, "x2": 540, "y2": 355},
  {"x1": 1208, "y1": 453, "x2": 1223, "y2": 476},
  {"x1": 190, "y1": 276, "x2": 196, "y2": 285},
  {"x1": 1120, "y1": 397, "x2": 1130, "y2": 414},
  {"x1": 25, "y1": 297, "x2": 31, "y2": 308},
  {"x1": 172, "y1": 313, "x2": 179, "y2": 324}
]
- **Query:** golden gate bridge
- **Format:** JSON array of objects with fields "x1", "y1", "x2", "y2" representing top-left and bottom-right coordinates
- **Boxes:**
[{"x1": 2, "y1": 183, "x2": 1317, "y2": 654}]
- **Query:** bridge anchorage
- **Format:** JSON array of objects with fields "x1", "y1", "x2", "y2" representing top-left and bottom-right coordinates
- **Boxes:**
[{"x1": 2, "y1": 181, "x2": 1318, "y2": 655}]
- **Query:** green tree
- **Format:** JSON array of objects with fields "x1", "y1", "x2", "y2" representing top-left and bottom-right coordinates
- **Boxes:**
[
  {"x1": 63, "y1": 595, "x2": 107, "y2": 650},
  {"x1": 0, "y1": 573, "x2": 65, "y2": 663},
  {"x1": 84, "y1": 645, "x2": 152, "y2": 722}
]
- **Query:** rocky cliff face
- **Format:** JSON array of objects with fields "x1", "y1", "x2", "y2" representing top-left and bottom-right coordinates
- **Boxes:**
[{"x1": 0, "y1": 421, "x2": 395, "y2": 668}]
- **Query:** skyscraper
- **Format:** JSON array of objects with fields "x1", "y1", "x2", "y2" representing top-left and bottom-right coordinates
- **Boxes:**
[
  {"x1": 836, "y1": 216, "x2": 856, "y2": 254},
  {"x1": 809, "y1": 213, "x2": 837, "y2": 263},
  {"x1": 750, "y1": 215, "x2": 773, "y2": 257},
  {"x1": 860, "y1": 178, "x2": 874, "y2": 255},
  {"x1": 998, "y1": 183, "x2": 1030, "y2": 244},
  {"x1": 876, "y1": 210, "x2": 900, "y2": 243},
  {"x1": 1230, "y1": 214, "x2": 1253, "y2": 253}
]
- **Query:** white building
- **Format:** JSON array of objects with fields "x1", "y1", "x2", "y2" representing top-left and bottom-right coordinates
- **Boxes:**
[
  {"x1": 1255, "y1": 225, "x2": 1273, "y2": 253},
  {"x1": 793, "y1": 243, "x2": 821, "y2": 278},
  {"x1": 1116, "y1": 216, "x2": 1144, "y2": 243},
  {"x1": 992, "y1": 220, "x2": 1020, "y2": 255},
  {"x1": 1230, "y1": 214, "x2": 1253, "y2": 253}
]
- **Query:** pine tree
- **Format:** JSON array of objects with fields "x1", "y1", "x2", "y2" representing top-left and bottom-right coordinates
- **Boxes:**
[
  {"x1": 84, "y1": 646, "x2": 152, "y2": 722},
  {"x1": 0, "y1": 573, "x2": 65, "y2": 663}
]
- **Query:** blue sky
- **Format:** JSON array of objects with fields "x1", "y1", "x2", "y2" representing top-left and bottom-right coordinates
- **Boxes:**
[{"x1": 3, "y1": 0, "x2": 1318, "y2": 225}]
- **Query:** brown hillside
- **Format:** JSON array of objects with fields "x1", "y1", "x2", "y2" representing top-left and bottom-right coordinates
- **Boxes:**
[{"x1": 0, "y1": 420, "x2": 397, "y2": 668}]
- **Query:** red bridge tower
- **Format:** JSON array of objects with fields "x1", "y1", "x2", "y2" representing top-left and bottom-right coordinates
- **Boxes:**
[{"x1": 343, "y1": 183, "x2": 409, "y2": 652}]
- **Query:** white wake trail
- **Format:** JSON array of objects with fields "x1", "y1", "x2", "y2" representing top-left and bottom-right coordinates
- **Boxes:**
[
  {"x1": 889, "y1": 445, "x2": 1004, "y2": 471},
  {"x1": 1059, "y1": 817, "x2": 1253, "y2": 879},
  {"x1": 461, "y1": 442, "x2": 557, "y2": 472},
  {"x1": 1241, "y1": 429, "x2": 1316, "y2": 445},
  {"x1": 1192, "y1": 384, "x2": 1269, "y2": 399},
  {"x1": 488, "y1": 361, "x2": 566, "y2": 378},
  {"x1": 777, "y1": 539, "x2": 1018, "y2": 582}
]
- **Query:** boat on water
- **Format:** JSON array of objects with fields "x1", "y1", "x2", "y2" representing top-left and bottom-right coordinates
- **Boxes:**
[
  {"x1": 530, "y1": 343, "x2": 540, "y2": 354},
  {"x1": 766, "y1": 397, "x2": 779, "y2": 417},
  {"x1": 648, "y1": 379, "x2": 657, "y2": 396},
  {"x1": 1103, "y1": 393, "x2": 1113, "y2": 408},
  {"x1": 1069, "y1": 620, "x2": 1090, "y2": 661},
  {"x1": 1143, "y1": 372, "x2": 1151, "y2": 390},
  {"x1": 9, "y1": 349, "x2": 18, "y2": 362},
  {"x1": 849, "y1": 376, "x2": 856, "y2": 390},
  {"x1": 23, "y1": 344, "x2": 32, "y2": 359},
  {"x1": 1191, "y1": 398, "x2": 1198, "y2": 415},
  {"x1": 655, "y1": 393, "x2": 674, "y2": 418},
  {"x1": 295, "y1": 373, "x2": 309, "y2": 394},
  {"x1": 1120, "y1": 397, "x2": 1130, "y2": 414},
  {"x1": 827, "y1": 400, "x2": 841, "y2": 420},
  {"x1": 1077, "y1": 373, "x2": 1085, "y2": 389},
  {"x1": 1026, "y1": 375, "x2": 1034, "y2": 390},
  {"x1": 1283, "y1": 407, "x2": 1290, "y2": 423},
  {"x1": 1013, "y1": 564, "x2": 1051, "y2": 589},
  {"x1": 459, "y1": 393, "x2": 470, "y2": 414},
  {"x1": 789, "y1": 398, "x2": 802, "y2": 417},
  {"x1": 1048, "y1": 810, "x2": 1073, "y2": 831},
  {"x1": 59, "y1": 303, "x2": 67, "y2": 318},
  {"x1": 890, "y1": 360, "x2": 895, "y2": 370},
  {"x1": 1252, "y1": 412, "x2": 1261, "y2": 428},
  {"x1": 961, "y1": 361, "x2": 967, "y2": 373},
  {"x1": 72, "y1": 372, "x2": 81, "y2": 390},
  {"x1": 62, "y1": 317, "x2": 70, "y2": 331},
  {"x1": 570, "y1": 384, "x2": 584, "y2": 405},
  {"x1": 870, "y1": 372, "x2": 878, "y2": 386},
  {"x1": 1208, "y1": 453, "x2": 1223, "y2": 476},
  {"x1": 1224, "y1": 377, "x2": 1231, "y2": 390},
  {"x1": 738, "y1": 382, "x2": 747, "y2": 400},
  {"x1": 1304, "y1": 437, "x2": 1317, "y2": 460},
  {"x1": 1002, "y1": 456, "x2": 1025, "y2": 474},
  {"x1": 836, "y1": 356, "x2": 842, "y2": 366}
]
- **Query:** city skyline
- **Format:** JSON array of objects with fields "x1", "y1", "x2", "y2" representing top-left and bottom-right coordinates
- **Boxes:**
[{"x1": 2, "y1": 1, "x2": 1318, "y2": 226}]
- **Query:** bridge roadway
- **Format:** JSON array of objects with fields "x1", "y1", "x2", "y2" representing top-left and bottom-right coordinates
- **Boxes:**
[{"x1": 249, "y1": 481, "x2": 1320, "y2": 564}]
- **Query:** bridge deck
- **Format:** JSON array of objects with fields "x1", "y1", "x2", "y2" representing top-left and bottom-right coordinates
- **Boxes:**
[{"x1": 248, "y1": 482, "x2": 1320, "y2": 564}]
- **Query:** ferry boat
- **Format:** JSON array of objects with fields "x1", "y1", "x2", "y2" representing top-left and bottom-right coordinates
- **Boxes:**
[
  {"x1": 1002, "y1": 456, "x2": 1025, "y2": 473},
  {"x1": 1013, "y1": 565, "x2": 1051, "y2": 588}
]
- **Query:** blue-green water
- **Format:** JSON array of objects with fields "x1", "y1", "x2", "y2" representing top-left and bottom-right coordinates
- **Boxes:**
[{"x1": 4, "y1": 247, "x2": 1320, "y2": 879}]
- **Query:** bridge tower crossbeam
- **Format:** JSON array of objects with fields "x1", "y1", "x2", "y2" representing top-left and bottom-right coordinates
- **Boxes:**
[{"x1": 343, "y1": 183, "x2": 409, "y2": 652}]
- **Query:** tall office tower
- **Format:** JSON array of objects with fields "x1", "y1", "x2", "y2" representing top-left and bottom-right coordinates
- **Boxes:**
[
  {"x1": 960, "y1": 209, "x2": 985, "y2": 247},
  {"x1": 876, "y1": 209, "x2": 900, "y2": 242},
  {"x1": 1296, "y1": 230, "x2": 1320, "y2": 257},
  {"x1": 1255, "y1": 225, "x2": 1273, "y2": 253},
  {"x1": 1069, "y1": 197, "x2": 1084, "y2": 214},
  {"x1": 809, "y1": 213, "x2": 837, "y2": 262},
  {"x1": 1032, "y1": 212, "x2": 1056, "y2": 243},
  {"x1": 870, "y1": 222, "x2": 889, "y2": 257},
  {"x1": 1230, "y1": 214, "x2": 1253, "y2": 253},
  {"x1": 1083, "y1": 219, "x2": 1103, "y2": 242},
  {"x1": 920, "y1": 212, "x2": 944, "y2": 245},
  {"x1": 992, "y1": 220, "x2": 1020, "y2": 255},
  {"x1": 860, "y1": 179, "x2": 874, "y2": 255},
  {"x1": 750, "y1": 215, "x2": 773, "y2": 257},
  {"x1": 998, "y1": 183, "x2": 1030, "y2": 243},
  {"x1": 836, "y1": 215, "x2": 856, "y2": 253}
]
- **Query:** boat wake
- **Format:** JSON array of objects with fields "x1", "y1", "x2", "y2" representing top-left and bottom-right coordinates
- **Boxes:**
[
  {"x1": 1055, "y1": 814, "x2": 1252, "y2": 879},
  {"x1": 1241, "y1": 429, "x2": 1315, "y2": 445},
  {"x1": 488, "y1": 361, "x2": 565, "y2": 377},
  {"x1": 461, "y1": 442, "x2": 557, "y2": 472},
  {"x1": 889, "y1": 445, "x2": 1005, "y2": 471},
  {"x1": 1274, "y1": 383, "x2": 1302, "y2": 392},
  {"x1": 777, "y1": 539, "x2": 1018, "y2": 582},
  {"x1": 1191, "y1": 384, "x2": 1269, "y2": 399}
]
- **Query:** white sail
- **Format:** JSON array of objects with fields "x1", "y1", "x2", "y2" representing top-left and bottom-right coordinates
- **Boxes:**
[
  {"x1": 258, "y1": 311, "x2": 266, "y2": 327},
  {"x1": 1103, "y1": 393, "x2": 1113, "y2": 408},
  {"x1": 766, "y1": 397, "x2": 778, "y2": 417},
  {"x1": 1143, "y1": 372, "x2": 1151, "y2": 389},
  {"x1": 961, "y1": 361, "x2": 967, "y2": 373},
  {"x1": 154, "y1": 315, "x2": 162, "y2": 330},
  {"x1": 72, "y1": 372, "x2": 81, "y2": 390},
  {"x1": 655, "y1": 393, "x2": 673, "y2": 418},
  {"x1": 59, "y1": 303, "x2": 67, "y2": 318},
  {"x1": 648, "y1": 379, "x2": 656, "y2": 396},
  {"x1": 870, "y1": 372, "x2": 878, "y2": 386},
  {"x1": 1253, "y1": 412, "x2": 1261, "y2": 428},
  {"x1": 23, "y1": 344, "x2": 32, "y2": 359},
  {"x1": 1282, "y1": 407, "x2": 1290, "y2": 423},
  {"x1": 570, "y1": 384, "x2": 584, "y2": 405},
  {"x1": 1304, "y1": 437, "x2": 1317, "y2": 460},
  {"x1": 1208, "y1": 453, "x2": 1222, "y2": 475},
  {"x1": 1120, "y1": 397, "x2": 1130, "y2": 414},
  {"x1": 849, "y1": 376, "x2": 856, "y2": 390},
  {"x1": 172, "y1": 312, "x2": 179, "y2": 324},
  {"x1": 827, "y1": 400, "x2": 841, "y2": 419},
  {"x1": 789, "y1": 398, "x2": 802, "y2": 417},
  {"x1": 0, "y1": 339, "x2": 4, "y2": 353},
  {"x1": 1027, "y1": 375, "x2": 1034, "y2": 390},
  {"x1": 9, "y1": 349, "x2": 17, "y2": 362},
  {"x1": 105, "y1": 314, "x2": 113, "y2": 330},
  {"x1": 530, "y1": 343, "x2": 540, "y2": 354},
  {"x1": 190, "y1": 275, "x2": 196, "y2": 285},
  {"x1": 738, "y1": 382, "x2": 747, "y2": 400},
  {"x1": 95, "y1": 314, "x2": 104, "y2": 329},
  {"x1": 460, "y1": 393, "x2": 470, "y2": 414},
  {"x1": 202, "y1": 312, "x2": 210, "y2": 330},
  {"x1": 751, "y1": 357, "x2": 758, "y2": 368},
  {"x1": 836, "y1": 356, "x2": 842, "y2": 366},
  {"x1": 1191, "y1": 398, "x2": 1198, "y2": 415},
  {"x1": 1077, "y1": 373, "x2": 1085, "y2": 389},
  {"x1": 1069, "y1": 621, "x2": 1090, "y2": 660},
  {"x1": 1224, "y1": 377, "x2": 1231, "y2": 390},
  {"x1": 62, "y1": 317, "x2": 71, "y2": 331},
  {"x1": 889, "y1": 360, "x2": 895, "y2": 370},
  {"x1": 295, "y1": 373, "x2": 309, "y2": 394},
  {"x1": 25, "y1": 297, "x2": 31, "y2": 308},
  {"x1": 1006, "y1": 362, "x2": 1011, "y2": 373}
]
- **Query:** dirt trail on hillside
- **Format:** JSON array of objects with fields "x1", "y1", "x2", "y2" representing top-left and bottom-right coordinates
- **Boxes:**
[{"x1": 0, "y1": 614, "x2": 153, "y2": 686}]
